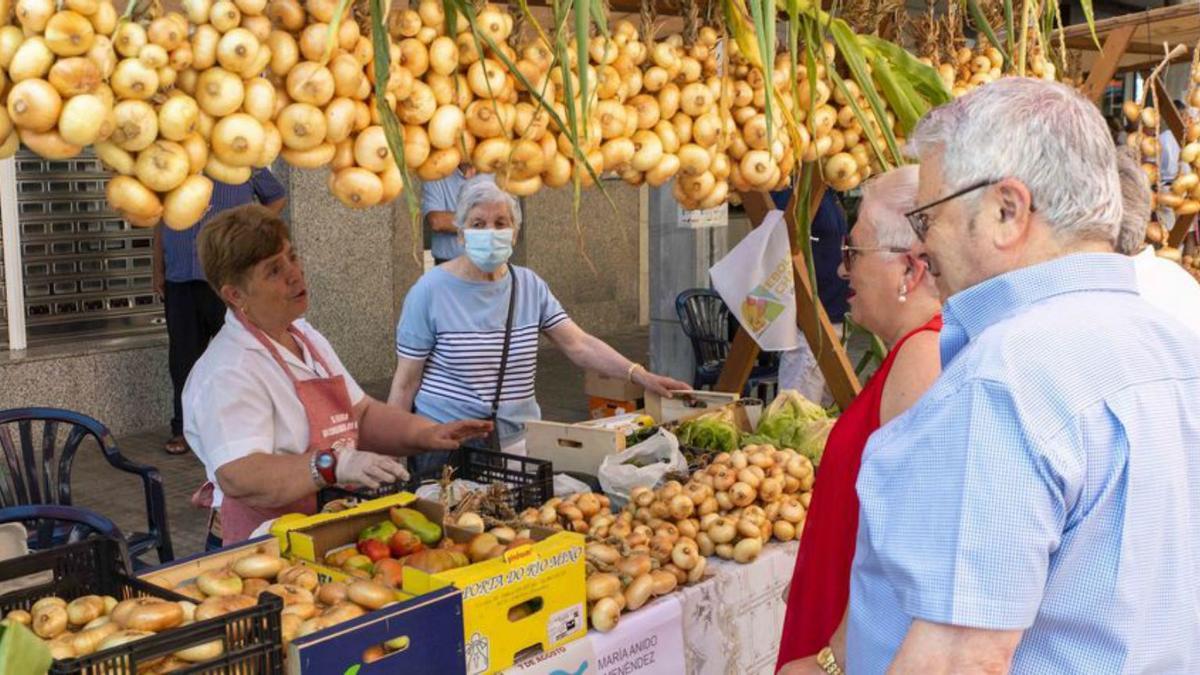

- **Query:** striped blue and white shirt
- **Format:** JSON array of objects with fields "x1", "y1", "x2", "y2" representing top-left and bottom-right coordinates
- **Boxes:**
[
  {"x1": 848, "y1": 253, "x2": 1200, "y2": 674},
  {"x1": 395, "y1": 265, "x2": 570, "y2": 442},
  {"x1": 162, "y1": 168, "x2": 286, "y2": 282}
]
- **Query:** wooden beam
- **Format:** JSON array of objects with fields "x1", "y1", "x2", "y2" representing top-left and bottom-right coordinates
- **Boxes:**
[
  {"x1": 1066, "y1": 38, "x2": 1186, "y2": 56},
  {"x1": 1153, "y1": 78, "x2": 1197, "y2": 248},
  {"x1": 1059, "y1": 4, "x2": 1199, "y2": 43},
  {"x1": 715, "y1": 186, "x2": 861, "y2": 410},
  {"x1": 1083, "y1": 24, "x2": 1137, "y2": 104},
  {"x1": 1115, "y1": 52, "x2": 1193, "y2": 76}
]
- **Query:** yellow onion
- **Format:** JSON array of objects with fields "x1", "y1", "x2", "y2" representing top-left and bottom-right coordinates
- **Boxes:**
[
  {"x1": 138, "y1": 43, "x2": 169, "y2": 70},
  {"x1": 0, "y1": 131, "x2": 17, "y2": 160},
  {"x1": 505, "y1": 138, "x2": 544, "y2": 180},
  {"x1": 111, "y1": 58, "x2": 159, "y2": 100},
  {"x1": 379, "y1": 162, "x2": 403, "y2": 202},
  {"x1": 112, "y1": 21, "x2": 147, "y2": 58},
  {"x1": 19, "y1": 128, "x2": 81, "y2": 159},
  {"x1": 216, "y1": 27, "x2": 259, "y2": 73},
  {"x1": 87, "y1": 1, "x2": 115, "y2": 34},
  {"x1": 0, "y1": 26, "x2": 25, "y2": 70},
  {"x1": 398, "y1": 81, "x2": 436, "y2": 125},
  {"x1": 416, "y1": 147, "x2": 460, "y2": 181},
  {"x1": 331, "y1": 137, "x2": 354, "y2": 170},
  {"x1": 601, "y1": 137, "x2": 635, "y2": 172},
  {"x1": 0, "y1": 108, "x2": 10, "y2": 141},
  {"x1": 322, "y1": 97, "x2": 355, "y2": 144},
  {"x1": 182, "y1": 0, "x2": 211, "y2": 24},
  {"x1": 57, "y1": 93, "x2": 107, "y2": 145},
  {"x1": 242, "y1": 77, "x2": 276, "y2": 123},
  {"x1": 163, "y1": 175, "x2": 214, "y2": 230},
  {"x1": 157, "y1": 94, "x2": 199, "y2": 141},
  {"x1": 16, "y1": 0, "x2": 54, "y2": 32},
  {"x1": 107, "y1": 175, "x2": 163, "y2": 221},
  {"x1": 211, "y1": 113, "x2": 264, "y2": 167},
  {"x1": 209, "y1": 0, "x2": 241, "y2": 32},
  {"x1": 9, "y1": 36, "x2": 54, "y2": 82},
  {"x1": 646, "y1": 153, "x2": 680, "y2": 187},
  {"x1": 204, "y1": 154, "x2": 251, "y2": 183},
  {"x1": 397, "y1": 37, "x2": 428, "y2": 78},
  {"x1": 7, "y1": 79, "x2": 60, "y2": 132},
  {"x1": 196, "y1": 67, "x2": 245, "y2": 117},
  {"x1": 44, "y1": 10, "x2": 94, "y2": 57},
  {"x1": 109, "y1": 99, "x2": 158, "y2": 151},
  {"x1": 286, "y1": 61, "x2": 334, "y2": 106},
  {"x1": 95, "y1": 141, "x2": 135, "y2": 174},
  {"x1": 403, "y1": 124, "x2": 430, "y2": 169},
  {"x1": 242, "y1": 14, "x2": 272, "y2": 42},
  {"x1": 255, "y1": 121, "x2": 281, "y2": 166},
  {"x1": 267, "y1": 29, "x2": 299, "y2": 76},
  {"x1": 148, "y1": 14, "x2": 187, "y2": 51},
  {"x1": 428, "y1": 35, "x2": 457, "y2": 76},
  {"x1": 428, "y1": 104, "x2": 465, "y2": 150},
  {"x1": 467, "y1": 58, "x2": 506, "y2": 99},
  {"x1": 136, "y1": 140, "x2": 190, "y2": 191},
  {"x1": 191, "y1": 25, "x2": 219, "y2": 71},
  {"x1": 331, "y1": 167, "x2": 383, "y2": 208},
  {"x1": 47, "y1": 56, "x2": 99, "y2": 96},
  {"x1": 277, "y1": 102, "x2": 326, "y2": 150},
  {"x1": 351, "y1": 125, "x2": 390, "y2": 172},
  {"x1": 471, "y1": 136, "x2": 510, "y2": 174},
  {"x1": 280, "y1": 141, "x2": 334, "y2": 168}
]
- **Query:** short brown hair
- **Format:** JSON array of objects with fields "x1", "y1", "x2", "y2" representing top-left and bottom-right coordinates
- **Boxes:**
[{"x1": 197, "y1": 204, "x2": 290, "y2": 296}]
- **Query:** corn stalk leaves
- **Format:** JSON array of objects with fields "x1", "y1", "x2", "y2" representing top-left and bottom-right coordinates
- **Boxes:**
[
  {"x1": 965, "y1": 0, "x2": 1011, "y2": 71},
  {"x1": 443, "y1": 0, "x2": 458, "y2": 38},
  {"x1": 860, "y1": 34, "x2": 951, "y2": 110},
  {"x1": 1079, "y1": 0, "x2": 1100, "y2": 50},
  {"x1": 829, "y1": 18, "x2": 902, "y2": 164},
  {"x1": 746, "y1": 0, "x2": 777, "y2": 149},
  {"x1": 322, "y1": 0, "x2": 358, "y2": 64},
  {"x1": 369, "y1": 0, "x2": 421, "y2": 261},
  {"x1": 1003, "y1": 0, "x2": 1014, "y2": 58},
  {"x1": 574, "y1": 0, "x2": 591, "y2": 137}
]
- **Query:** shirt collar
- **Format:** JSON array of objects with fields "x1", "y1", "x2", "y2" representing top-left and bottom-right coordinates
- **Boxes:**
[
  {"x1": 940, "y1": 253, "x2": 1137, "y2": 365},
  {"x1": 223, "y1": 309, "x2": 316, "y2": 373}
]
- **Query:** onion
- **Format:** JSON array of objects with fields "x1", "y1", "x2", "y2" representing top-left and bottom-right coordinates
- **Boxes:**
[
  {"x1": 112, "y1": 21, "x2": 146, "y2": 58},
  {"x1": 16, "y1": 0, "x2": 54, "y2": 32},
  {"x1": 56, "y1": 93, "x2": 108, "y2": 146},
  {"x1": 9, "y1": 37, "x2": 54, "y2": 82},
  {"x1": 147, "y1": 15, "x2": 185, "y2": 51},
  {"x1": 645, "y1": 153, "x2": 679, "y2": 187},
  {"x1": 111, "y1": 58, "x2": 158, "y2": 100},
  {"x1": 158, "y1": 174, "x2": 213, "y2": 231},
  {"x1": 108, "y1": 176, "x2": 163, "y2": 221},
  {"x1": 467, "y1": 58, "x2": 506, "y2": 99},
  {"x1": 402, "y1": 124, "x2": 430, "y2": 169},
  {"x1": 286, "y1": 61, "x2": 334, "y2": 106},
  {"x1": 44, "y1": 10, "x2": 94, "y2": 57},
  {"x1": 150, "y1": 94, "x2": 197, "y2": 143},
  {"x1": 277, "y1": 102, "x2": 326, "y2": 150},
  {"x1": 331, "y1": 167, "x2": 383, "y2": 208},
  {"x1": 320, "y1": 97, "x2": 355, "y2": 145},
  {"x1": 216, "y1": 27, "x2": 259, "y2": 74},
  {"x1": 211, "y1": 113, "x2": 264, "y2": 167},
  {"x1": 416, "y1": 147, "x2": 460, "y2": 181},
  {"x1": 591, "y1": 596, "x2": 620, "y2": 632},
  {"x1": 427, "y1": 104, "x2": 465, "y2": 150},
  {"x1": 269, "y1": 0, "x2": 304, "y2": 31},
  {"x1": 379, "y1": 162, "x2": 403, "y2": 203},
  {"x1": 397, "y1": 37, "x2": 428, "y2": 78},
  {"x1": 352, "y1": 125, "x2": 391, "y2": 172},
  {"x1": 235, "y1": 0, "x2": 267, "y2": 16},
  {"x1": 306, "y1": 0, "x2": 339, "y2": 23},
  {"x1": 209, "y1": 0, "x2": 241, "y2": 32},
  {"x1": 426, "y1": 35, "x2": 458, "y2": 77},
  {"x1": 397, "y1": 81, "x2": 437, "y2": 126},
  {"x1": 7, "y1": 79, "x2": 60, "y2": 133},
  {"x1": 107, "y1": 100, "x2": 157, "y2": 152},
  {"x1": 195, "y1": 594, "x2": 256, "y2": 622},
  {"x1": 0, "y1": 26, "x2": 24, "y2": 71},
  {"x1": 280, "y1": 141, "x2": 334, "y2": 168},
  {"x1": 196, "y1": 67, "x2": 244, "y2": 117},
  {"x1": 204, "y1": 154, "x2": 252, "y2": 183}
]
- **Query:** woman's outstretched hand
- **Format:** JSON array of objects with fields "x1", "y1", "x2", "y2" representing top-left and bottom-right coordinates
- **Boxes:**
[{"x1": 416, "y1": 420, "x2": 494, "y2": 450}]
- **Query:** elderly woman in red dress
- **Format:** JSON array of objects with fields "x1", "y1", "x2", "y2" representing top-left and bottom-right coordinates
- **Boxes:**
[{"x1": 776, "y1": 165, "x2": 943, "y2": 673}]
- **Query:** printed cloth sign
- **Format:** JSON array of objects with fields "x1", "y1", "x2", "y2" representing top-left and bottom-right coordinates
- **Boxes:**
[
  {"x1": 709, "y1": 209, "x2": 800, "y2": 352},
  {"x1": 588, "y1": 594, "x2": 685, "y2": 675}
]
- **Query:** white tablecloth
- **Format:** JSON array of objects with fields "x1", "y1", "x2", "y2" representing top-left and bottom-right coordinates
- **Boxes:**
[{"x1": 505, "y1": 541, "x2": 800, "y2": 675}]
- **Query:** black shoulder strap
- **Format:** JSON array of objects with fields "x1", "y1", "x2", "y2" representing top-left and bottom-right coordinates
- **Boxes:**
[{"x1": 491, "y1": 264, "x2": 518, "y2": 418}]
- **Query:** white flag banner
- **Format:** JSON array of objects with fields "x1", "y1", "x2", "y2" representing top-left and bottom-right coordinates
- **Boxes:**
[{"x1": 709, "y1": 209, "x2": 800, "y2": 352}]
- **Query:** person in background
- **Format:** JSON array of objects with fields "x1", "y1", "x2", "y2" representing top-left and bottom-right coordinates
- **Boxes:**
[
  {"x1": 389, "y1": 178, "x2": 689, "y2": 476},
  {"x1": 1113, "y1": 145, "x2": 1200, "y2": 336},
  {"x1": 787, "y1": 77, "x2": 1200, "y2": 674},
  {"x1": 1153, "y1": 100, "x2": 1182, "y2": 232},
  {"x1": 775, "y1": 165, "x2": 942, "y2": 672},
  {"x1": 768, "y1": 189, "x2": 851, "y2": 404},
  {"x1": 153, "y1": 168, "x2": 287, "y2": 456},
  {"x1": 185, "y1": 205, "x2": 490, "y2": 548},
  {"x1": 423, "y1": 165, "x2": 495, "y2": 265}
]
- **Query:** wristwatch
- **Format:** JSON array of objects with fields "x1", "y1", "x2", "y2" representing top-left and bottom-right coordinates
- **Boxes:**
[{"x1": 310, "y1": 450, "x2": 337, "y2": 487}]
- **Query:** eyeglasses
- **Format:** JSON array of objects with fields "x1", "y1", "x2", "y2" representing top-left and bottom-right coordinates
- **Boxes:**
[
  {"x1": 841, "y1": 243, "x2": 911, "y2": 271},
  {"x1": 904, "y1": 179, "x2": 998, "y2": 242}
]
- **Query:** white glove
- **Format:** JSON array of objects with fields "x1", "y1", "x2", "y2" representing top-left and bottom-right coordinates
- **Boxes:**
[{"x1": 334, "y1": 448, "x2": 410, "y2": 488}]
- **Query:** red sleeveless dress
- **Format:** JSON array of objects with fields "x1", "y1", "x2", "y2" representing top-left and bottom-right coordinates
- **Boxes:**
[{"x1": 775, "y1": 314, "x2": 943, "y2": 669}]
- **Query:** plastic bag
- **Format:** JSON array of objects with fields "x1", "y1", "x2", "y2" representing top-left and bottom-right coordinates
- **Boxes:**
[
  {"x1": 554, "y1": 473, "x2": 593, "y2": 497},
  {"x1": 598, "y1": 429, "x2": 688, "y2": 508}
]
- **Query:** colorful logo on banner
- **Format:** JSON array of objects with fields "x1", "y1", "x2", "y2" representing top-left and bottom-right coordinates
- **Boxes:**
[{"x1": 709, "y1": 210, "x2": 799, "y2": 352}]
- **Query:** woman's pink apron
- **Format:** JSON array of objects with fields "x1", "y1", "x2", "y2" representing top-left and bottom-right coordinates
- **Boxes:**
[{"x1": 192, "y1": 313, "x2": 359, "y2": 545}]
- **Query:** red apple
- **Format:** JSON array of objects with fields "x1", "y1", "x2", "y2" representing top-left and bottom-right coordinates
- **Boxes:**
[
  {"x1": 360, "y1": 538, "x2": 391, "y2": 562},
  {"x1": 389, "y1": 530, "x2": 424, "y2": 558},
  {"x1": 373, "y1": 558, "x2": 404, "y2": 588}
]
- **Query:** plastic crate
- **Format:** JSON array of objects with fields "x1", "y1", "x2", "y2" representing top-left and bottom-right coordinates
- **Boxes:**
[
  {"x1": 0, "y1": 538, "x2": 284, "y2": 674},
  {"x1": 318, "y1": 447, "x2": 553, "y2": 512}
]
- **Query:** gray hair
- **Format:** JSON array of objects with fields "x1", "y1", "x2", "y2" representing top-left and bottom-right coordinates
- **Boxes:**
[
  {"x1": 908, "y1": 77, "x2": 1122, "y2": 245},
  {"x1": 454, "y1": 176, "x2": 522, "y2": 230},
  {"x1": 858, "y1": 164, "x2": 921, "y2": 249},
  {"x1": 1114, "y1": 146, "x2": 1151, "y2": 255}
]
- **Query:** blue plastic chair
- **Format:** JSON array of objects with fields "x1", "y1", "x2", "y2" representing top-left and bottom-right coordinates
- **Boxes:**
[
  {"x1": 0, "y1": 408, "x2": 173, "y2": 565},
  {"x1": 675, "y1": 289, "x2": 779, "y2": 392},
  {"x1": 0, "y1": 504, "x2": 126, "y2": 553}
]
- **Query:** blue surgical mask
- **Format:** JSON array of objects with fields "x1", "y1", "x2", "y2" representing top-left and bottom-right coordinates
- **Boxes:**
[{"x1": 463, "y1": 228, "x2": 514, "y2": 272}]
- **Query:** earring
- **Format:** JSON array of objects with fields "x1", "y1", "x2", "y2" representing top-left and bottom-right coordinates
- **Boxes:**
[{"x1": 898, "y1": 283, "x2": 908, "y2": 303}]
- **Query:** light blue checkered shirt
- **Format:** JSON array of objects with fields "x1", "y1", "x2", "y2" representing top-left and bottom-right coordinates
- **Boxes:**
[{"x1": 848, "y1": 253, "x2": 1200, "y2": 674}]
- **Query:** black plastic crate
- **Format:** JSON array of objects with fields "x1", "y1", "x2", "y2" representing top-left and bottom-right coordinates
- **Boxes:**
[
  {"x1": 0, "y1": 538, "x2": 283, "y2": 674},
  {"x1": 318, "y1": 447, "x2": 554, "y2": 512}
]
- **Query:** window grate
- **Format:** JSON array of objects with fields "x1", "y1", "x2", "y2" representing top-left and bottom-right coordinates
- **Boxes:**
[{"x1": 0, "y1": 149, "x2": 166, "y2": 347}]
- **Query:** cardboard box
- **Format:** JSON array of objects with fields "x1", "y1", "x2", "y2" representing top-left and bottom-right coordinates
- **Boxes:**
[
  {"x1": 140, "y1": 535, "x2": 466, "y2": 675},
  {"x1": 583, "y1": 370, "x2": 644, "y2": 402},
  {"x1": 274, "y1": 494, "x2": 588, "y2": 675}
]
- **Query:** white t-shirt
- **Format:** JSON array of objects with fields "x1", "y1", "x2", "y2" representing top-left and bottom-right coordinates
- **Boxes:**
[
  {"x1": 183, "y1": 310, "x2": 365, "y2": 507},
  {"x1": 1134, "y1": 247, "x2": 1200, "y2": 337}
]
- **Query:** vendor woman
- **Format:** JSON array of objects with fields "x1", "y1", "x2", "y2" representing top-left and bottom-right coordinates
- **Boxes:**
[
  {"x1": 776, "y1": 165, "x2": 942, "y2": 672},
  {"x1": 184, "y1": 205, "x2": 491, "y2": 548},
  {"x1": 388, "y1": 177, "x2": 690, "y2": 476}
]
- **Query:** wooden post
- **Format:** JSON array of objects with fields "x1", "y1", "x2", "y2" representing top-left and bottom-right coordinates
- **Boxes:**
[
  {"x1": 714, "y1": 185, "x2": 861, "y2": 410},
  {"x1": 1153, "y1": 78, "x2": 1198, "y2": 248},
  {"x1": 1083, "y1": 24, "x2": 1136, "y2": 104}
]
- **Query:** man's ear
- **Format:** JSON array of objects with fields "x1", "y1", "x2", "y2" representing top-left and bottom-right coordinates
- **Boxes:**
[{"x1": 990, "y1": 177, "x2": 1035, "y2": 249}]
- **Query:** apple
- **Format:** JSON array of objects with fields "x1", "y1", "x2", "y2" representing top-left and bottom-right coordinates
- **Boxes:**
[
  {"x1": 357, "y1": 520, "x2": 399, "y2": 546},
  {"x1": 359, "y1": 538, "x2": 391, "y2": 562},
  {"x1": 373, "y1": 558, "x2": 404, "y2": 588},
  {"x1": 343, "y1": 554, "x2": 374, "y2": 573},
  {"x1": 388, "y1": 530, "x2": 424, "y2": 558}
]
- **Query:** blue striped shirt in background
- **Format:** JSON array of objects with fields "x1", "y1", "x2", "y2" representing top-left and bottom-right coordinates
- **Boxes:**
[
  {"x1": 395, "y1": 265, "x2": 569, "y2": 443},
  {"x1": 848, "y1": 254, "x2": 1200, "y2": 674},
  {"x1": 162, "y1": 168, "x2": 287, "y2": 282},
  {"x1": 421, "y1": 169, "x2": 495, "y2": 261}
]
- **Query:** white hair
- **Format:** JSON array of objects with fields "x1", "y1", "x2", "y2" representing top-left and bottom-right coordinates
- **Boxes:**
[
  {"x1": 454, "y1": 176, "x2": 522, "y2": 230},
  {"x1": 858, "y1": 164, "x2": 921, "y2": 249},
  {"x1": 908, "y1": 77, "x2": 1122, "y2": 244},
  {"x1": 1114, "y1": 145, "x2": 1151, "y2": 255}
]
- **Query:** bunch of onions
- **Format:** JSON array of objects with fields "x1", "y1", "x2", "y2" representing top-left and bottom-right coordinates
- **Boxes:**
[{"x1": 1124, "y1": 98, "x2": 1200, "y2": 227}]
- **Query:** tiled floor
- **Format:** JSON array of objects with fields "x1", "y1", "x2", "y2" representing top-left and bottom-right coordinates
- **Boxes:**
[{"x1": 65, "y1": 329, "x2": 651, "y2": 562}]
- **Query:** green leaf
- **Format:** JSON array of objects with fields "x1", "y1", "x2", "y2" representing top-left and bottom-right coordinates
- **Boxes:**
[
  {"x1": 1003, "y1": 0, "x2": 1014, "y2": 58},
  {"x1": 323, "y1": 0, "x2": 357, "y2": 63},
  {"x1": 369, "y1": 0, "x2": 421, "y2": 259},
  {"x1": 829, "y1": 18, "x2": 902, "y2": 164},
  {"x1": 869, "y1": 53, "x2": 922, "y2": 134},
  {"x1": 1079, "y1": 0, "x2": 1100, "y2": 50},
  {"x1": 442, "y1": 0, "x2": 458, "y2": 37},
  {"x1": 966, "y1": 0, "x2": 1011, "y2": 71},
  {"x1": 860, "y1": 34, "x2": 951, "y2": 108},
  {"x1": 827, "y1": 69, "x2": 889, "y2": 167},
  {"x1": 574, "y1": 0, "x2": 590, "y2": 137}
]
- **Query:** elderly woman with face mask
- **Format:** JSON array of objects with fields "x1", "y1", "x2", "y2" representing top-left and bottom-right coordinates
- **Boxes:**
[
  {"x1": 776, "y1": 165, "x2": 943, "y2": 672},
  {"x1": 184, "y1": 205, "x2": 491, "y2": 548},
  {"x1": 389, "y1": 177, "x2": 690, "y2": 476}
]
